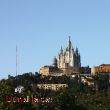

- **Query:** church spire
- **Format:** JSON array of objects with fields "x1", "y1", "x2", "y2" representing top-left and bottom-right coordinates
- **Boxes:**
[
  {"x1": 69, "y1": 36, "x2": 71, "y2": 42},
  {"x1": 60, "y1": 46, "x2": 63, "y2": 54},
  {"x1": 67, "y1": 36, "x2": 72, "y2": 50},
  {"x1": 76, "y1": 47, "x2": 78, "y2": 54}
]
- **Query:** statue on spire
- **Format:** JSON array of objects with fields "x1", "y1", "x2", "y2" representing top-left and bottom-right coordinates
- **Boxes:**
[{"x1": 69, "y1": 35, "x2": 70, "y2": 40}]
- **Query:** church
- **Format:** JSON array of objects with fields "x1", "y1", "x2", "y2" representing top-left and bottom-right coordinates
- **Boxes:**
[
  {"x1": 40, "y1": 37, "x2": 81, "y2": 76},
  {"x1": 58, "y1": 36, "x2": 81, "y2": 68}
]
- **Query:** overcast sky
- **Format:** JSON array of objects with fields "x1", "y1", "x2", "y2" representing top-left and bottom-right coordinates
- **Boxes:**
[{"x1": 0, "y1": 0, "x2": 110, "y2": 79}]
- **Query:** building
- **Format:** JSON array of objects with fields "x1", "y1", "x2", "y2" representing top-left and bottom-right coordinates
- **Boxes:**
[
  {"x1": 80, "y1": 75, "x2": 94, "y2": 86},
  {"x1": 15, "y1": 86, "x2": 24, "y2": 93},
  {"x1": 39, "y1": 66, "x2": 64, "y2": 76},
  {"x1": 93, "y1": 64, "x2": 110, "y2": 75},
  {"x1": 58, "y1": 36, "x2": 81, "y2": 69},
  {"x1": 80, "y1": 66, "x2": 91, "y2": 75},
  {"x1": 39, "y1": 37, "x2": 81, "y2": 76},
  {"x1": 37, "y1": 84, "x2": 68, "y2": 91}
]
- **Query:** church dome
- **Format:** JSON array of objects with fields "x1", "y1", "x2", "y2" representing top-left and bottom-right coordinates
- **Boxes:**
[{"x1": 52, "y1": 57, "x2": 57, "y2": 67}]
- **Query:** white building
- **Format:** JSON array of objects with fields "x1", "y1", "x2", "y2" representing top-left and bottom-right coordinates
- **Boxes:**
[
  {"x1": 58, "y1": 36, "x2": 81, "y2": 68},
  {"x1": 40, "y1": 37, "x2": 81, "y2": 76},
  {"x1": 15, "y1": 86, "x2": 24, "y2": 93}
]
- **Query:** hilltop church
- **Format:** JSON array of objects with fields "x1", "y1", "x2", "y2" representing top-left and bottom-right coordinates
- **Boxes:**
[{"x1": 40, "y1": 37, "x2": 81, "y2": 76}]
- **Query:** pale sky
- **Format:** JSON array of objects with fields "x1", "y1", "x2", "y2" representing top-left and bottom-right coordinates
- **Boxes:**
[{"x1": 0, "y1": 0, "x2": 110, "y2": 79}]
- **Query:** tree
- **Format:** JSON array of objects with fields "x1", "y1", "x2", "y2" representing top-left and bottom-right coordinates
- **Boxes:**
[{"x1": 93, "y1": 73, "x2": 109, "y2": 95}]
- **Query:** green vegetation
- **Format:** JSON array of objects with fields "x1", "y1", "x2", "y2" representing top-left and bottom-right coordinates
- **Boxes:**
[{"x1": 0, "y1": 73, "x2": 110, "y2": 110}]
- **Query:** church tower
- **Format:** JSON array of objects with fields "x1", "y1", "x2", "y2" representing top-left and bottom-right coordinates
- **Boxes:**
[
  {"x1": 58, "y1": 46, "x2": 64, "y2": 68},
  {"x1": 40, "y1": 36, "x2": 81, "y2": 76},
  {"x1": 58, "y1": 36, "x2": 81, "y2": 69}
]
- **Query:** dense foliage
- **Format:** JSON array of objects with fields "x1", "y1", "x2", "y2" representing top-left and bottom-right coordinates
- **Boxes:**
[{"x1": 0, "y1": 73, "x2": 110, "y2": 110}]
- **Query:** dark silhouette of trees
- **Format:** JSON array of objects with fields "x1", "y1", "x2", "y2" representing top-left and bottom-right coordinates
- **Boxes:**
[{"x1": 0, "y1": 72, "x2": 110, "y2": 110}]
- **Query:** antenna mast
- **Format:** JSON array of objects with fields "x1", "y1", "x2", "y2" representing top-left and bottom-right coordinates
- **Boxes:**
[{"x1": 16, "y1": 45, "x2": 18, "y2": 76}]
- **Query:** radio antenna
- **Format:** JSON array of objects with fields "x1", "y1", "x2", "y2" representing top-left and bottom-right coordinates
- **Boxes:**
[{"x1": 16, "y1": 45, "x2": 18, "y2": 76}]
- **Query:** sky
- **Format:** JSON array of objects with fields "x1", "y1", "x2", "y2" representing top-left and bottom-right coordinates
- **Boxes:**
[{"x1": 0, "y1": 0, "x2": 110, "y2": 79}]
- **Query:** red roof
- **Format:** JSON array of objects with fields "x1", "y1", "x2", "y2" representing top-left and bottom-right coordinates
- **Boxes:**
[{"x1": 100, "y1": 64, "x2": 110, "y2": 66}]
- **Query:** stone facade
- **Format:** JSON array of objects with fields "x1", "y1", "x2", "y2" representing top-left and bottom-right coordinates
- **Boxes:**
[
  {"x1": 80, "y1": 66, "x2": 91, "y2": 75},
  {"x1": 39, "y1": 37, "x2": 81, "y2": 76},
  {"x1": 39, "y1": 66, "x2": 63, "y2": 76},
  {"x1": 58, "y1": 36, "x2": 81, "y2": 68},
  {"x1": 93, "y1": 64, "x2": 110, "y2": 75},
  {"x1": 37, "y1": 84, "x2": 68, "y2": 91}
]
